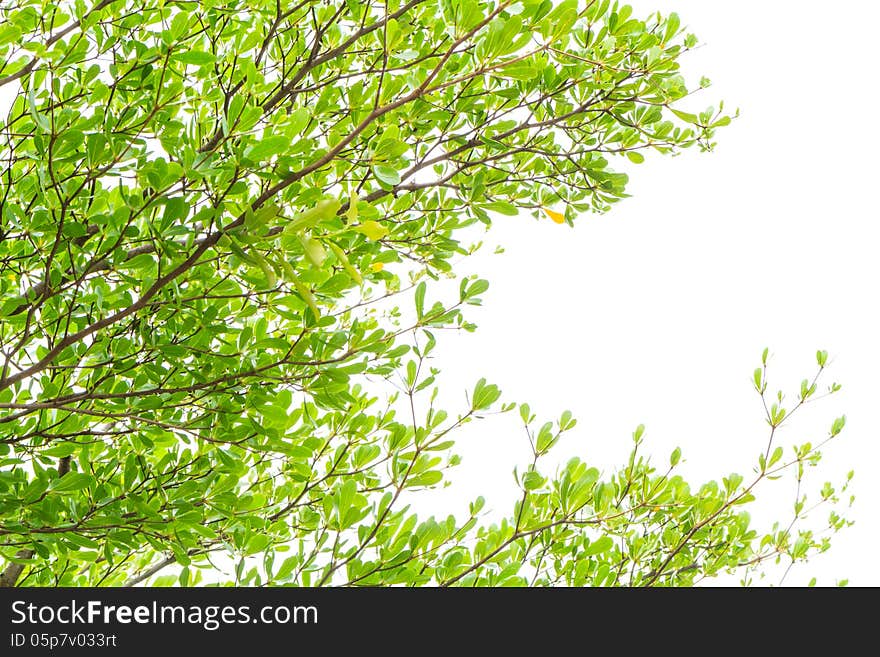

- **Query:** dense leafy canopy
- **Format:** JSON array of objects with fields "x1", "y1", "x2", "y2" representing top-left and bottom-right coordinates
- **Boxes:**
[{"x1": 0, "y1": 0, "x2": 850, "y2": 587}]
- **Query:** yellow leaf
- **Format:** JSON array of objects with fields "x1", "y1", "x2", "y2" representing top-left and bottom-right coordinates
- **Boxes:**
[
  {"x1": 542, "y1": 207, "x2": 566, "y2": 224},
  {"x1": 299, "y1": 235, "x2": 327, "y2": 268},
  {"x1": 370, "y1": 262, "x2": 384, "y2": 272},
  {"x1": 355, "y1": 220, "x2": 389, "y2": 241},
  {"x1": 327, "y1": 241, "x2": 363, "y2": 286},
  {"x1": 347, "y1": 187, "x2": 359, "y2": 224},
  {"x1": 275, "y1": 256, "x2": 297, "y2": 283},
  {"x1": 252, "y1": 252, "x2": 277, "y2": 288},
  {"x1": 289, "y1": 274, "x2": 320, "y2": 319},
  {"x1": 283, "y1": 199, "x2": 341, "y2": 235}
]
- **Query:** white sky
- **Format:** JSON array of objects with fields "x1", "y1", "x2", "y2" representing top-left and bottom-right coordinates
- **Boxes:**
[{"x1": 415, "y1": 0, "x2": 880, "y2": 585}]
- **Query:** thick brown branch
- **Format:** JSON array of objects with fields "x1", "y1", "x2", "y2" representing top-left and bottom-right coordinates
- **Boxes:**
[{"x1": 0, "y1": 549, "x2": 34, "y2": 588}]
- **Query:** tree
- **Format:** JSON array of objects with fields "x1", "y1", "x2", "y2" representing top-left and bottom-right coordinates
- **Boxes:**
[{"x1": 0, "y1": 0, "x2": 851, "y2": 588}]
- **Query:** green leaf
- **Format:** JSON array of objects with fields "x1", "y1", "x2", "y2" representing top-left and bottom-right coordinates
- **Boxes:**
[
  {"x1": 585, "y1": 536, "x2": 613, "y2": 556},
  {"x1": 535, "y1": 422, "x2": 557, "y2": 454},
  {"x1": 42, "y1": 444, "x2": 78, "y2": 458},
  {"x1": 222, "y1": 233, "x2": 257, "y2": 265},
  {"x1": 669, "y1": 107, "x2": 699, "y2": 124},
  {"x1": 64, "y1": 533, "x2": 100, "y2": 550},
  {"x1": 173, "y1": 51, "x2": 216, "y2": 66},
  {"x1": 49, "y1": 473, "x2": 92, "y2": 494},
  {"x1": 0, "y1": 297, "x2": 25, "y2": 317},
  {"x1": 664, "y1": 12, "x2": 681, "y2": 41},
  {"x1": 245, "y1": 534, "x2": 270, "y2": 555},
  {"x1": 27, "y1": 87, "x2": 51, "y2": 132},
  {"x1": 62, "y1": 223, "x2": 88, "y2": 239},
  {"x1": 498, "y1": 61, "x2": 538, "y2": 80},
  {"x1": 163, "y1": 197, "x2": 188, "y2": 225},
  {"x1": 246, "y1": 135, "x2": 290, "y2": 161},
  {"x1": 170, "y1": 12, "x2": 191, "y2": 40},
  {"x1": 472, "y1": 378, "x2": 501, "y2": 410},
  {"x1": 120, "y1": 253, "x2": 156, "y2": 271},
  {"x1": 522, "y1": 471, "x2": 545, "y2": 490},
  {"x1": 415, "y1": 281, "x2": 426, "y2": 319},
  {"x1": 0, "y1": 23, "x2": 22, "y2": 46},
  {"x1": 465, "y1": 279, "x2": 489, "y2": 299},
  {"x1": 372, "y1": 165, "x2": 401, "y2": 187},
  {"x1": 408, "y1": 471, "x2": 443, "y2": 487},
  {"x1": 481, "y1": 201, "x2": 519, "y2": 216},
  {"x1": 275, "y1": 556, "x2": 298, "y2": 581},
  {"x1": 288, "y1": 107, "x2": 311, "y2": 136}
]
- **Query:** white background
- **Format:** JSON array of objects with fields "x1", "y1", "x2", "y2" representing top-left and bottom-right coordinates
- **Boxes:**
[{"x1": 416, "y1": 0, "x2": 880, "y2": 585}]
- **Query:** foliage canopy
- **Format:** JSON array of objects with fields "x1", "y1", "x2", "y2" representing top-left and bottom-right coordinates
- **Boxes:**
[{"x1": 0, "y1": 0, "x2": 850, "y2": 587}]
